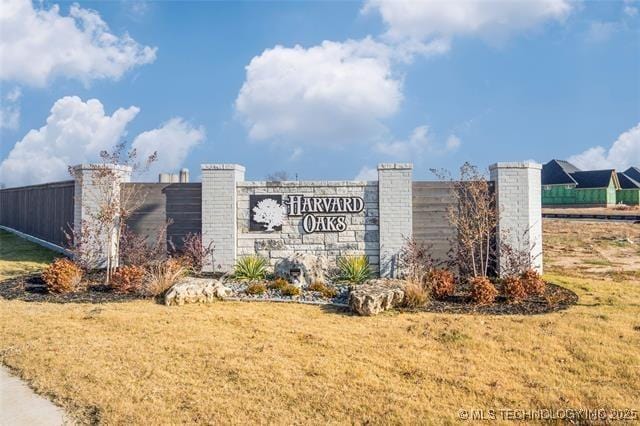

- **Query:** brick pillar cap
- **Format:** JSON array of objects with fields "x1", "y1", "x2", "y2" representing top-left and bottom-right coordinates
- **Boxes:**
[
  {"x1": 377, "y1": 163, "x2": 413, "y2": 170},
  {"x1": 71, "y1": 163, "x2": 133, "y2": 173},
  {"x1": 201, "y1": 164, "x2": 246, "y2": 172},
  {"x1": 489, "y1": 161, "x2": 542, "y2": 171}
]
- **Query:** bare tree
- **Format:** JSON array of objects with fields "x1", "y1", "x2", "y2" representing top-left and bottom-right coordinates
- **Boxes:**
[
  {"x1": 431, "y1": 162, "x2": 497, "y2": 278},
  {"x1": 67, "y1": 142, "x2": 157, "y2": 283},
  {"x1": 265, "y1": 170, "x2": 289, "y2": 182}
]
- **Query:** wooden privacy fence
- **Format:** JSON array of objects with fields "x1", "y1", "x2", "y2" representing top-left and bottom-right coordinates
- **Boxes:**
[
  {"x1": 412, "y1": 181, "x2": 458, "y2": 263},
  {"x1": 121, "y1": 183, "x2": 202, "y2": 250},
  {"x1": 0, "y1": 180, "x2": 75, "y2": 247}
]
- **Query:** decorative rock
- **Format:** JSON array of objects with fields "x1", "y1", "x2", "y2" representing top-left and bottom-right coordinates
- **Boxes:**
[
  {"x1": 348, "y1": 279, "x2": 406, "y2": 316},
  {"x1": 274, "y1": 253, "x2": 329, "y2": 288},
  {"x1": 165, "y1": 278, "x2": 231, "y2": 306}
]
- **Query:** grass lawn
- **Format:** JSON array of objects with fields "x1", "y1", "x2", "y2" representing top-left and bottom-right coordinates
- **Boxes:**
[
  {"x1": 0, "y1": 230, "x2": 58, "y2": 281},
  {"x1": 1, "y1": 220, "x2": 639, "y2": 424}
]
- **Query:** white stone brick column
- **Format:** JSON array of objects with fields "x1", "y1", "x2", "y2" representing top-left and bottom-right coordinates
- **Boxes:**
[
  {"x1": 378, "y1": 163, "x2": 413, "y2": 277},
  {"x1": 72, "y1": 164, "x2": 132, "y2": 268},
  {"x1": 201, "y1": 164, "x2": 245, "y2": 272},
  {"x1": 489, "y1": 161, "x2": 543, "y2": 276}
]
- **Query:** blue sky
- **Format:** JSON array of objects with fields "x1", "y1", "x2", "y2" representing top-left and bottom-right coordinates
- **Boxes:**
[{"x1": 0, "y1": 0, "x2": 638, "y2": 186}]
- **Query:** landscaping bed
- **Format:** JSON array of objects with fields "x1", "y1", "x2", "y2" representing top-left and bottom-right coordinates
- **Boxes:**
[
  {"x1": 223, "y1": 280, "x2": 351, "y2": 305},
  {"x1": 408, "y1": 283, "x2": 578, "y2": 315},
  {"x1": 0, "y1": 273, "x2": 148, "y2": 304}
]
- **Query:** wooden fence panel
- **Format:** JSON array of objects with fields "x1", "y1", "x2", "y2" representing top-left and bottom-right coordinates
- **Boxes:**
[
  {"x1": 412, "y1": 181, "x2": 457, "y2": 263},
  {"x1": 122, "y1": 183, "x2": 202, "y2": 250},
  {"x1": 0, "y1": 181, "x2": 75, "y2": 246}
]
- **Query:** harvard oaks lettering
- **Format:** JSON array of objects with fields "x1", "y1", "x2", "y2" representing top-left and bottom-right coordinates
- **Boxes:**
[{"x1": 249, "y1": 194, "x2": 364, "y2": 233}]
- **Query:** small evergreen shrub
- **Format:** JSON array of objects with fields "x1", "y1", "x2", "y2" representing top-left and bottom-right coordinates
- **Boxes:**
[
  {"x1": 470, "y1": 276, "x2": 498, "y2": 305},
  {"x1": 111, "y1": 265, "x2": 146, "y2": 294},
  {"x1": 336, "y1": 256, "x2": 371, "y2": 284},
  {"x1": 521, "y1": 269, "x2": 546, "y2": 296},
  {"x1": 280, "y1": 284, "x2": 301, "y2": 296},
  {"x1": 402, "y1": 281, "x2": 429, "y2": 308},
  {"x1": 42, "y1": 258, "x2": 83, "y2": 293},
  {"x1": 503, "y1": 275, "x2": 526, "y2": 303},
  {"x1": 234, "y1": 256, "x2": 269, "y2": 281},
  {"x1": 245, "y1": 282, "x2": 267, "y2": 295},
  {"x1": 308, "y1": 281, "x2": 338, "y2": 298},
  {"x1": 429, "y1": 269, "x2": 455, "y2": 300},
  {"x1": 268, "y1": 277, "x2": 289, "y2": 291}
]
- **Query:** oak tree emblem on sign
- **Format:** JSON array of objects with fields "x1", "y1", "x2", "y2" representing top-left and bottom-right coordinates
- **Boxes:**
[{"x1": 252, "y1": 198, "x2": 286, "y2": 232}]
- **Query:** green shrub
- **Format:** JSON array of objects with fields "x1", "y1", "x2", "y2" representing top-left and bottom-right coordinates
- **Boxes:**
[
  {"x1": 268, "y1": 277, "x2": 289, "y2": 291},
  {"x1": 42, "y1": 258, "x2": 83, "y2": 293},
  {"x1": 233, "y1": 256, "x2": 269, "y2": 281},
  {"x1": 336, "y1": 256, "x2": 371, "y2": 284},
  {"x1": 245, "y1": 282, "x2": 267, "y2": 295},
  {"x1": 308, "y1": 281, "x2": 338, "y2": 298},
  {"x1": 280, "y1": 284, "x2": 301, "y2": 296}
]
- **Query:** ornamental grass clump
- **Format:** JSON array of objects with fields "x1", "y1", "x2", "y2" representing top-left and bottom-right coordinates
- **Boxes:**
[
  {"x1": 233, "y1": 256, "x2": 269, "y2": 281},
  {"x1": 470, "y1": 276, "x2": 498, "y2": 305},
  {"x1": 336, "y1": 255, "x2": 371, "y2": 284},
  {"x1": 245, "y1": 282, "x2": 267, "y2": 295},
  {"x1": 144, "y1": 258, "x2": 186, "y2": 297},
  {"x1": 428, "y1": 269, "x2": 455, "y2": 300},
  {"x1": 42, "y1": 258, "x2": 83, "y2": 294},
  {"x1": 110, "y1": 265, "x2": 146, "y2": 294},
  {"x1": 280, "y1": 284, "x2": 301, "y2": 297},
  {"x1": 402, "y1": 281, "x2": 429, "y2": 308},
  {"x1": 307, "y1": 281, "x2": 338, "y2": 298},
  {"x1": 268, "y1": 277, "x2": 289, "y2": 291},
  {"x1": 503, "y1": 275, "x2": 526, "y2": 303},
  {"x1": 521, "y1": 269, "x2": 546, "y2": 296}
]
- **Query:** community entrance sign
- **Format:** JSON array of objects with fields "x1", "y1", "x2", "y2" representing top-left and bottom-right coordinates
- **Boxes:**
[{"x1": 250, "y1": 194, "x2": 364, "y2": 233}]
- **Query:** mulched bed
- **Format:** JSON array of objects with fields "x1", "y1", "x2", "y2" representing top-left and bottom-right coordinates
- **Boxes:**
[
  {"x1": 0, "y1": 274, "x2": 149, "y2": 304},
  {"x1": 404, "y1": 283, "x2": 578, "y2": 316}
]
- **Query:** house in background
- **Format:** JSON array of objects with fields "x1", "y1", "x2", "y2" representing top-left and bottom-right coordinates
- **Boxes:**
[
  {"x1": 542, "y1": 160, "x2": 620, "y2": 207},
  {"x1": 617, "y1": 168, "x2": 640, "y2": 206}
]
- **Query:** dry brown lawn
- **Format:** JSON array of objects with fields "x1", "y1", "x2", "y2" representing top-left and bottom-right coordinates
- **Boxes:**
[{"x1": 1, "y1": 220, "x2": 639, "y2": 424}]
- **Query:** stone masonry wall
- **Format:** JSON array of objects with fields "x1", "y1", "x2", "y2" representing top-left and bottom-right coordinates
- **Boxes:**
[{"x1": 237, "y1": 181, "x2": 380, "y2": 273}]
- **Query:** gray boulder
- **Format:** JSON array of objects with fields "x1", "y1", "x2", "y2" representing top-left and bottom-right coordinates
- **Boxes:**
[
  {"x1": 274, "y1": 253, "x2": 328, "y2": 288},
  {"x1": 348, "y1": 279, "x2": 406, "y2": 316},
  {"x1": 165, "y1": 277, "x2": 231, "y2": 306}
]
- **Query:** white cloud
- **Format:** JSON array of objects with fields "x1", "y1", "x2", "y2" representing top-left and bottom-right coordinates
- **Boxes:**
[
  {"x1": 373, "y1": 125, "x2": 460, "y2": 159},
  {"x1": 0, "y1": 96, "x2": 139, "y2": 186},
  {"x1": 624, "y1": 0, "x2": 639, "y2": 17},
  {"x1": 445, "y1": 134, "x2": 461, "y2": 151},
  {"x1": 0, "y1": 97, "x2": 205, "y2": 187},
  {"x1": 132, "y1": 118, "x2": 205, "y2": 179},
  {"x1": 0, "y1": 87, "x2": 22, "y2": 129},
  {"x1": 355, "y1": 166, "x2": 378, "y2": 181},
  {"x1": 375, "y1": 125, "x2": 430, "y2": 158},
  {"x1": 235, "y1": 37, "x2": 402, "y2": 145},
  {"x1": 5, "y1": 87, "x2": 21, "y2": 102},
  {"x1": 364, "y1": 0, "x2": 572, "y2": 51},
  {"x1": 0, "y1": 0, "x2": 157, "y2": 87},
  {"x1": 568, "y1": 123, "x2": 640, "y2": 170},
  {"x1": 586, "y1": 21, "x2": 620, "y2": 43}
]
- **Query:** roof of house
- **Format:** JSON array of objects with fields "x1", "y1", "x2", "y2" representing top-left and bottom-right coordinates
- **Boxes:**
[
  {"x1": 570, "y1": 170, "x2": 619, "y2": 189},
  {"x1": 617, "y1": 172, "x2": 640, "y2": 189},
  {"x1": 623, "y1": 167, "x2": 640, "y2": 182},
  {"x1": 541, "y1": 159, "x2": 580, "y2": 185}
]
